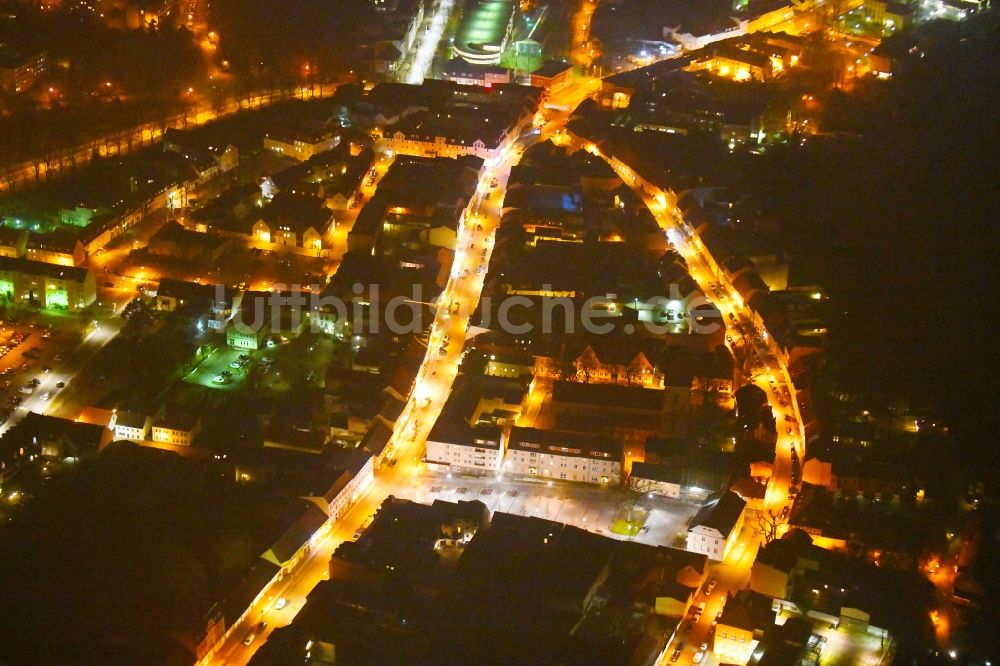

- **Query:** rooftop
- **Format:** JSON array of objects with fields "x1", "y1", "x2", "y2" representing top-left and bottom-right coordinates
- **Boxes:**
[
  {"x1": 552, "y1": 381, "x2": 665, "y2": 412},
  {"x1": 689, "y1": 490, "x2": 746, "y2": 535},
  {"x1": 533, "y1": 60, "x2": 574, "y2": 79},
  {"x1": 508, "y1": 426, "x2": 622, "y2": 461},
  {"x1": 0, "y1": 256, "x2": 91, "y2": 283}
]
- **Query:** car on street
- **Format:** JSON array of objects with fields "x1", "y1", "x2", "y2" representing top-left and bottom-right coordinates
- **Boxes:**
[
  {"x1": 693, "y1": 650, "x2": 706, "y2": 664},
  {"x1": 242, "y1": 633, "x2": 256, "y2": 646},
  {"x1": 40, "y1": 392, "x2": 50, "y2": 401},
  {"x1": 275, "y1": 597, "x2": 287, "y2": 610},
  {"x1": 705, "y1": 579, "x2": 716, "y2": 595},
  {"x1": 670, "y1": 644, "x2": 684, "y2": 662}
]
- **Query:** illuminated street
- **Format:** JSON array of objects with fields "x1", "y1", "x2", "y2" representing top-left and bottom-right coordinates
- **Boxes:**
[
  {"x1": 0, "y1": 2, "x2": 993, "y2": 663},
  {"x1": 204, "y1": 80, "x2": 597, "y2": 664},
  {"x1": 402, "y1": 0, "x2": 456, "y2": 83}
]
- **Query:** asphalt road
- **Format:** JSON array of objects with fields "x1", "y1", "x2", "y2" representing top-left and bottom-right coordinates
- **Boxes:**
[{"x1": 206, "y1": 80, "x2": 600, "y2": 666}]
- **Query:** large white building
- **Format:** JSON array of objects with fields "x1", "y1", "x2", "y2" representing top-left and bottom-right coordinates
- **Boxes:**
[
  {"x1": 425, "y1": 422, "x2": 504, "y2": 476},
  {"x1": 110, "y1": 411, "x2": 151, "y2": 442},
  {"x1": 686, "y1": 491, "x2": 746, "y2": 561},
  {"x1": 505, "y1": 426, "x2": 621, "y2": 485}
]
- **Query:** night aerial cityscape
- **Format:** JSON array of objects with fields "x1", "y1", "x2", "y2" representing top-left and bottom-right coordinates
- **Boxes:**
[{"x1": 0, "y1": 0, "x2": 996, "y2": 664}]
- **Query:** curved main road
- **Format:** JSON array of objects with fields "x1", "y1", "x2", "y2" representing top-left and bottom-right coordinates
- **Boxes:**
[
  {"x1": 207, "y1": 75, "x2": 802, "y2": 665},
  {"x1": 555, "y1": 129, "x2": 806, "y2": 665}
]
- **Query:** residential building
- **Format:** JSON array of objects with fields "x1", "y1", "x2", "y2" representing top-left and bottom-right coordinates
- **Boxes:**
[
  {"x1": 261, "y1": 503, "x2": 330, "y2": 572},
  {"x1": 148, "y1": 222, "x2": 231, "y2": 263},
  {"x1": 571, "y1": 340, "x2": 662, "y2": 388},
  {"x1": 630, "y1": 461, "x2": 685, "y2": 498},
  {"x1": 0, "y1": 257, "x2": 96, "y2": 311},
  {"x1": 505, "y1": 426, "x2": 622, "y2": 485},
  {"x1": 664, "y1": 17, "x2": 748, "y2": 51},
  {"x1": 388, "y1": 109, "x2": 507, "y2": 160},
  {"x1": 442, "y1": 58, "x2": 512, "y2": 87},
  {"x1": 226, "y1": 292, "x2": 273, "y2": 350},
  {"x1": 0, "y1": 50, "x2": 46, "y2": 93},
  {"x1": 863, "y1": 0, "x2": 914, "y2": 33},
  {"x1": 369, "y1": 0, "x2": 426, "y2": 75},
  {"x1": 383, "y1": 83, "x2": 540, "y2": 161},
  {"x1": 0, "y1": 412, "x2": 108, "y2": 487},
  {"x1": 162, "y1": 128, "x2": 239, "y2": 180},
  {"x1": 152, "y1": 277, "x2": 218, "y2": 313},
  {"x1": 324, "y1": 451, "x2": 375, "y2": 521},
  {"x1": 686, "y1": 490, "x2": 746, "y2": 560},
  {"x1": 729, "y1": 477, "x2": 767, "y2": 515},
  {"x1": 485, "y1": 351, "x2": 535, "y2": 379},
  {"x1": 530, "y1": 60, "x2": 574, "y2": 93},
  {"x1": 609, "y1": 541, "x2": 709, "y2": 622},
  {"x1": 0, "y1": 228, "x2": 27, "y2": 258},
  {"x1": 713, "y1": 589, "x2": 777, "y2": 664},
  {"x1": 252, "y1": 193, "x2": 330, "y2": 250},
  {"x1": 110, "y1": 411, "x2": 152, "y2": 442},
  {"x1": 25, "y1": 231, "x2": 86, "y2": 267},
  {"x1": 468, "y1": 378, "x2": 526, "y2": 426},
  {"x1": 425, "y1": 421, "x2": 504, "y2": 476},
  {"x1": 749, "y1": 531, "x2": 812, "y2": 599},
  {"x1": 151, "y1": 412, "x2": 203, "y2": 447},
  {"x1": 264, "y1": 126, "x2": 340, "y2": 161},
  {"x1": 550, "y1": 381, "x2": 667, "y2": 450},
  {"x1": 693, "y1": 43, "x2": 774, "y2": 81}
]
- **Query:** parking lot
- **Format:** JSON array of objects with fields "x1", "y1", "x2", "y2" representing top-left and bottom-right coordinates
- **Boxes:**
[
  {"x1": 392, "y1": 471, "x2": 699, "y2": 548},
  {"x1": 183, "y1": 347, "x2": 253, "y2": 391}
]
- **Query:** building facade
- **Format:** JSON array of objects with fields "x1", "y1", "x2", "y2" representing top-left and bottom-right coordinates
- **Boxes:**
[
  {"x1": 0, "y1": 257, "x2": 96, "y2": 312},
  {"x1": 264, "y1": 128, "x2": 340, "y2": 161},
  {"x1": 686, "y1": 491, "x2": 747, "y2": 560},
  {"x1": 425, "y1": 422, "x2": 504, "y2": 476},
  {"x1": 111, "y1": 411, "x2": 152, "y2": 442},
  {"x1": 151, "y1": 413, "x2": 202, "y2": 447},
  {"x1": 0, "y1": 51, "x2": 46, "y2": 94},
  {"x1": 505, "y1": 427, "x2": 622, "y2": 485}
]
